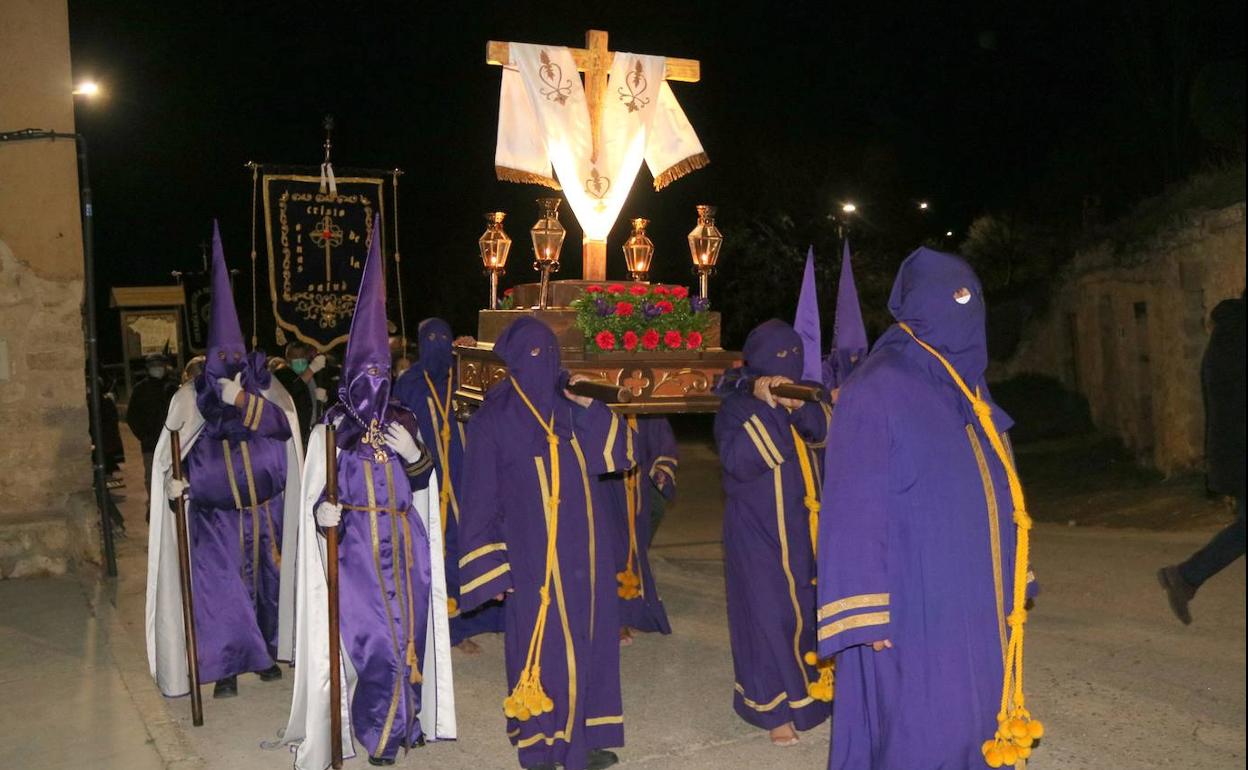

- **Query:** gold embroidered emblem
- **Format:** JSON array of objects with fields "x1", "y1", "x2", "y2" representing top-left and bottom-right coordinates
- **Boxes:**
[
  {"x1": 360, "y1": 418, "x2": 389, "y2": 463},
  {"x1": 538, "y1": 50, "x2": 572, "y2": 104},
  {"x1": 585, "y1": 168, "x2": 611, "y2": 212},
  {"x1": 617, "y1": 59, "x2": 650, "y2": 112}
]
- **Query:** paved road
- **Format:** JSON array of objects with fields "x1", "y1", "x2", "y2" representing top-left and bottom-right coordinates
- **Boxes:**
[{"x1": 10, "y1": 433, "x2": 1245, "y2": 769}]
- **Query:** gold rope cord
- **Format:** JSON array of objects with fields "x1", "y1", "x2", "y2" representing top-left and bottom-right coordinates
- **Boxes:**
[
  {"x1": 617, "y1": 416, "x2": 642, "y2": 600},
  {"x1": 897, "y1": 323, "x2": 1044, "y2": 768},
  {"x1": 391, "y1": 170, "x2": 407, "y2": 352},
  {"x1": 788, "y1": 423, "x2": 834, "y2": 701}
]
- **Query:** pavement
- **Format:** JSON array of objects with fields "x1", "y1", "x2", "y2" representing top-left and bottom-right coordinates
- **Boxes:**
[{"x1": 0, "y1": 430, "x2": 1244, "y2": 770}]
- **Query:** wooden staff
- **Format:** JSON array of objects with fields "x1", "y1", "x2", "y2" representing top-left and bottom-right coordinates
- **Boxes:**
[
  {"x1": 169, "y1": 430, "x2": 204, "y2": 727},
  {"x1": 769, "y1": 382, "x2": 826, "y2": 403},
  {"x1": 324, "y1": 424, "x2": 343, "y2": 769},
  {"x1": 566, "y1": 378, "x2": 633, "y2": 404}
]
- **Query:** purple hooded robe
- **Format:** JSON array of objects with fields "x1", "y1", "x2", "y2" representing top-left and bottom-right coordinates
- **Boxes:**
[
  {"x1": 318, "y1": 222, "x2": 437, "y2": 762},
  {"x1": 185, "y1": 222, "x2": 291, "y2": 682},
  {"x1": 457, "y1": 317, "x2": 634, "y2": 770},
  {"x1": 817, "y1": 248, "x2": 1035, "y2": 770},
  {"x1": 394, "y1": 318, "x2": 505, "y2": 645},
  {"x1": 714, "y1": 319, "x2": 833, "y2": 732}
]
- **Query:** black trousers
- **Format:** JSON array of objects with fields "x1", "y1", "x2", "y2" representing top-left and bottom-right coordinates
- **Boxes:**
[{"x1": 1181, "y1": 495, "x2": 1246, "y2": 588}]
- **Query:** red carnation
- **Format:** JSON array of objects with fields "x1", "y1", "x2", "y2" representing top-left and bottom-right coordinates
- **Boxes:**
[
  {"x1": 595, "y1": 330, "x2": 617, "y2": 351},
  {"x1": 629, "y1": 284, "x2": 649, "y2": 296},
  {"x1": 622, "y1": 330, "x2": 639, "y2": 351},
  {"x1": 655, "y1": 300, "x2": 675, "y2": 314},
  {"x1": 653, "y1": 285, "x2": 671, "y2": 296},
  {"x1": 607, "y1": 284, "x2": 626, "y2": 294},
  {"x1": 664, "y1": 330, "x2": 683, "y2": 349},
  {"x1": 586, "y1": 284, "x2": 604, "y2": 293},
  {"x1": 641, "y1": 329, "x2": 661, "y2": 351},
  {"x1": 686, "y1": 331, "x2": 704, "y2": 349},
  {"x1": 615, "y1": 301, "x2": 635, "y2": 317},
  {"x1": 503, "y1": 287, "x2": 514, "y2": 296},
  {"x1": 671, "y1": 286, "x2": 690, "y2": 299}
]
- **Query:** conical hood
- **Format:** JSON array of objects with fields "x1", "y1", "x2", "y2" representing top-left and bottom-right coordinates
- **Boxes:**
[
  {"x1": 794, "y1": 246, "x2": 822, "y2": 382},
  {"x1": 204, "y1": 220, "x2": 246, "y2": 383},
  {"x1": 827, "y1": 238, "x2": 868, "y2": 388},
  {"x1": 337, "y1": 216, "x2": 393, "y2": 426}
]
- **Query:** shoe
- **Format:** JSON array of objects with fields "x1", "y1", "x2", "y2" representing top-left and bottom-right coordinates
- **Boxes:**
[
  {"x1": 588, "y1": 749, "x2": 619, "y2": 770},
  {"x1": 1157, "y1": 566, "x2": 1195, "y2": 625},
  {"x1": 257, "y1": 664, "x2": 283, "y2": 681},
  {"x1": 524, "y1": 764, "x2": 558, "y2": 770},
  {"x1": 367, "y1": 757, "x2": 396, "y2": 766},
  {"x1": 213, "y1": 676, "x2": 238, "y2": 698}
]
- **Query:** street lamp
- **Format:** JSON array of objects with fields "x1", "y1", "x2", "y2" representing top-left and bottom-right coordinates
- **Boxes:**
[
  {"x1": 841, "y1": 202, "x2": 857, "y2": 214},
  {"x1": 918, "y1": 201, "x2": 930, "y2": 210},
  {"x1": 72, "y1": 81, "x2": 101, "y2": 97},
  {"x1": 945, "y1": 230, "x2": 954, "y2": 237}
]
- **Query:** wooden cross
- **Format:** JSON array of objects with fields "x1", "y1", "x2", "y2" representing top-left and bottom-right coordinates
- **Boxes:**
[{"x1": 487, "y1": 29, "x2": 700, "y2": 168}]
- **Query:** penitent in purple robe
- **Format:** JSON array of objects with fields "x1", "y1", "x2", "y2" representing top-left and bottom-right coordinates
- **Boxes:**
[
  {"x1": 715, "y1": 320, "x2": 832, "y2": 733},
  {"x1": 457, "y1": 318, "x2": 633, "y2": 770},
  {"x1": 394, "y1": 318, "x2": 505, "y2": 645},
  {"x1": 602, "y1": 416, "x2": 677, "y2": 634},
  {"x1": 817, "y1": 248, "x2": 1034, "y2": 770}
]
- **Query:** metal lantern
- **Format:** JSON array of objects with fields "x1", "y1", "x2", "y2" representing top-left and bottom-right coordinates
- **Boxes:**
[
  {"x1": 622, "y1": 217, "x2": 655, "y2": 282},
  {"x1": 478, "y1": 211, "x2": 512, "y2": 309},
  {"x1": 530, "y1": 198, "x2": 566, "y2": 309},
  {"x1": 687, "y1": 204, "x2": 723, "y2": 300}
]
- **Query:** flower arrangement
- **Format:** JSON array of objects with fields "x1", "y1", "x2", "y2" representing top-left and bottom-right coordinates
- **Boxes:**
[
  {"x1": 572, "y1": 283, "x2": 711, "y2": 352},
  {"x1": 497, "y1": 287, "x2": 516, "y2": 310}
]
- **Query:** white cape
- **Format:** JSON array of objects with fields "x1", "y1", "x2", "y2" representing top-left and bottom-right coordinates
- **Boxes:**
[
  {"x1": 283, "y1": 424, "x2": 456, "y2": 770},
  {"x1": 144, "y1": 379, "x2": 305, "y2": 697}
]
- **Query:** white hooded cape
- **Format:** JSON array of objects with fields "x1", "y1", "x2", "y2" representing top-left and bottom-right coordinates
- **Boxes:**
[
  {"x1": 144, "y1": 379, "x2": 305, "y2": 696},
  {"x1": 283, "y1": 424, "x2": 456, "y2": 769}
]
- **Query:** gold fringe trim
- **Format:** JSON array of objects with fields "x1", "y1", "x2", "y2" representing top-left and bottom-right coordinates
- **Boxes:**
[
  {"x1": 653, "y1": 152, "x2": 710, "y2": 191},
  {"x1": 496, "y1": 165, "x2": 562, "y2": 190}
]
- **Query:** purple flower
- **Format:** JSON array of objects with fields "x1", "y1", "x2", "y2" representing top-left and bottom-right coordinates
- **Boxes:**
[
  {"x1": 691, "y1": 296, "x2": 710, "y2": 313},
  {"x1": 641, "y1": 301, "x2": 662, "y2": 319},
  {"x1": 595, "y1": 297, "x2": 612, "y2": 317}
]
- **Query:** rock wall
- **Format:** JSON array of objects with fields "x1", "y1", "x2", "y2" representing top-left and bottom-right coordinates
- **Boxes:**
[
  {"x1": 1003, "y1": 203, "x2": 1246, "y2": 474},
  {"x1": 0, "y1": 0, "x2": 97, "y2": 577}
]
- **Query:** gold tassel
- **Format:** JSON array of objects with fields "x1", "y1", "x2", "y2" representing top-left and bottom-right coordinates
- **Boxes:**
[
  {"x1": 495, "y1": 165, "x2": 562, "y2": 190},
  {"x1": 653, "y1": 152, "x2": 710, "y2": 191},
  {"x1": 406, "y1": 639, "x2": 422, "y2": 684}
]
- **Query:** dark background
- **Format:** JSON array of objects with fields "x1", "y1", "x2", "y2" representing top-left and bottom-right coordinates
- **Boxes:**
[{"x1": 65, "y1": 0, "x2": 1246, "y2": 361}]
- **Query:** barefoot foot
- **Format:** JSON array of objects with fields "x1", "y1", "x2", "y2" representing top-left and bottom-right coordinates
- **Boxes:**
[
  {"x1": 769, "y1": 723, "x2": 799, "y2": 747},
  {"x1": 619, "y1": 627, "x2": 635, "y2": 647},
  {"x1": 454, "y1": 638, "x2": 482, "y2": 656}
]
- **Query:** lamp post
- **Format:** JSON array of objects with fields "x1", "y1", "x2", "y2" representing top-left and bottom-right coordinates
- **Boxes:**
[
  {"x1": 687, "y1": 205, "x2": 723, "y2": 300},
  {"x1": 477, "y1": 212, "x2": 512, "y2": 309},
  {"x1": 622, "y1": 217, "x2": 654, "y2": 282},
  {"x1": 530, "y1": 198, "x2": 566, "y2": 309}
]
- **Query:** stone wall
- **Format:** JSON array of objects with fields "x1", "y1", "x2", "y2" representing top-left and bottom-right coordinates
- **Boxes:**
[
  {"x1": 0, "y1": 0, "x2": 97, "y2": 577},
  {"x1": 1003, "y1": 203, "x2": 1246, "y2": 474}
]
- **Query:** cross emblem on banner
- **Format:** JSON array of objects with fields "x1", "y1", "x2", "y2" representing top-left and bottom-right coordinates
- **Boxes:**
[{"x1": 308, "y1": 214, "x2": 344, "y2": 284}]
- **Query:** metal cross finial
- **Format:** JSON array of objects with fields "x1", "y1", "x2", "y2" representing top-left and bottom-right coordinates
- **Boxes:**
[{"x1": 322, "y1": 114, "x2": 335, "y2": 165}]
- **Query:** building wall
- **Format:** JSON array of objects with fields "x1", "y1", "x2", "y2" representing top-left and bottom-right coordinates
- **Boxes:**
[
  {"x1": 1004, "y1": 203, "x2": 1246, "y2": 474},
  {"x1": 0, "y1": 0, "x2": 97, "y2": 577}
]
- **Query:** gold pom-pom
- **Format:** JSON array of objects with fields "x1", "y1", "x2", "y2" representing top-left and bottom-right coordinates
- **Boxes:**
[
  {"x1": 1027, "y1": 720, "x2": 1045, "y2": 739},
  {"x1": 516, "y1": 706, "x2": 531, "y2": 722},
  {"x1": 1001, "y1": 744, "x2": 1018, "y2": 766},
  {"x1": 541, "y1": 696, "x2": 554, "y2": 712},
  {"x1": 447, "y1": 597, "x2": 459, "y2": 615},
  {"x1": 1009, "y1": 719, "x2": 1029, "y2": 739},
  {"x1": 804, "y1": 651, "x2": 818, "y2": 666},
  {"x1": 1017, "y1": 745, "x2": 1032, "y2": 760},
  {"x1": 984, "y1": 745, "x2": 1004, "y2": 768},
  {"x1": 503, "y1": 697, "x2": 518, "y2": 719}
]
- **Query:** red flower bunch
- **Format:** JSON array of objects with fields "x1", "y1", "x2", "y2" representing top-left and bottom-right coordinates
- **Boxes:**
[
  {"x1": 615, "y1": 301, "x2": 634, "y2": 317},
  {"x1": 652, "y1": 285, "x2": 671, "y2": 296},
  {"x1": 622, "y1": 330, "x2": 639, "y2": 351},
  {"x1": 686, "y1": 331, "x2": 703, "y2": 349},
  {"x1": 595, "y1": 330, "x2": 617, "y2": 351},
  {"x1": 629, "y1": 285, "x2": 649, "y2": 296},
  {"x1": 503, "y1": 287, "x2": 515, "y2": 297},
  {"x1": 655, "y1": 300, "x2": 675, "y2": 314},
  {"x1": 641, "y1": 329, "x2": 661, "y2": 350},
  {"x1": 671, "y1": 286, "x2": 689, "y2": 299},
  {"x1": 607, "y1": 284, "x2": 626, "y2": 294},
  {"x1": 664, "y1": 330, "x2": 683, "y2": 349},
  {"x1": 586, "y1": 284, "x2": 604, "y2": 294}
]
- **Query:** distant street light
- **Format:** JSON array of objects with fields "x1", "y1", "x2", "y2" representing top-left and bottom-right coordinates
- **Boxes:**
[
  {"x1": 73, "y1": 81, "x2": 101, "y2": 97},
  {"x1": 841, "y1": 202, "x2": 857, "y2": 214},
  {"x1": 918, "y1": 201, "x2": 930, "y2": 210},
  {"x1": 945, "y1": 230, "x2": 954, "y2": 237}
]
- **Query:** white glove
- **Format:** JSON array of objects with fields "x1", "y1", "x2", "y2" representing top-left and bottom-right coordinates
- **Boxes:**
[
  {"x1": 309, "y1": 354, "x2": 327, "y2": 373},
  {"x1": 315, "y1": 501, "x2": 342, "y2": 528},
  {"x1": 218, "y1": 372, "x2": 244, "y2": 406},
  {"x1": 315, "y1": 387, "x2": 328, "y2": 403},
  {"x1": 384, "y1": 422, "x2": 422, "y2": 464},
  {"x1": 165, "y1": 476, "x2": 189, "y2": 501}
]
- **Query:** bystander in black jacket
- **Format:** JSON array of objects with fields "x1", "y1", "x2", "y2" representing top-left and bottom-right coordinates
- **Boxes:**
[
  {"x1": 273, "y1": 363, "x2": 314, "y2": 440},
  {"x1": 126, "y1": 373, "x2": 179, "y2": 453},
  {"x1": 1202, "y1": 294, "x2": 1246, "y2": 498}
]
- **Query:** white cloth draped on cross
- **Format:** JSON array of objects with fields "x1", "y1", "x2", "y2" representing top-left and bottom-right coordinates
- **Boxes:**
[{"x1": 495, "y1": 43, "x2": 707, "y2": 241}]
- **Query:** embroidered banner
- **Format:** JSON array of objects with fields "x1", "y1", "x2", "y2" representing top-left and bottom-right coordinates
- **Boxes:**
[
  {"x1": 181, "y1": 270, "x2": 213, "y2": 351},
  {"x1": 259, "y1": 171, "x2": 388, "y2": 351}
]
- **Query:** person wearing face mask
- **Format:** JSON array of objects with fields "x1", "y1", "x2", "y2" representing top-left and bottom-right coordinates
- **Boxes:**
[
  {"x1": 394, "y1": 318, "x2": 505, "y2": 656},
  {"x1": 145, "y1": 222, "x2": 305, "y2": 702},
  {"x1": 274, "y1": 340, "x2": 328, "y2": 445},
  {"x1": 456, "y1": 317, "x2": 635, "y2": 770},
  {"x1": 816, "y1": 248, "x2": 1043, "y2": 770},
  {"x1": 127, "y1": 352, "x2": 180, "y2": 509},
  {"x1": 284, "y1": 221, "x2": 455, "y2": 768},
  {"x1": 714, "y1": 319, "x2": 833, "y2": 747}
]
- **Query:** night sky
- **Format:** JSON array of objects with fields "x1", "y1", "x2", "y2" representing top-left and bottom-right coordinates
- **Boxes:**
[{"x1": 66, "y1": 1, "x2": 1244, "y2": 361}]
